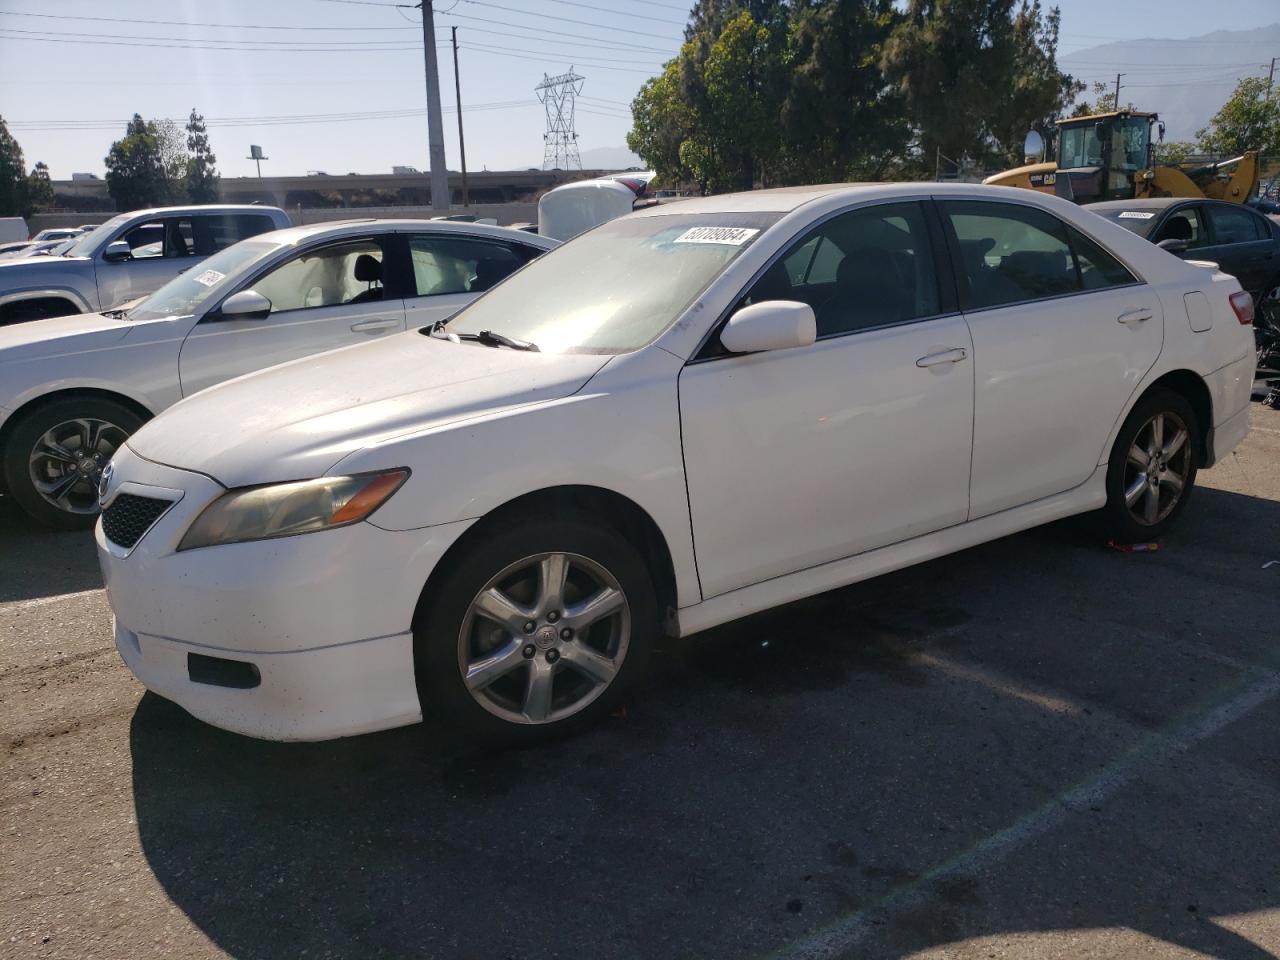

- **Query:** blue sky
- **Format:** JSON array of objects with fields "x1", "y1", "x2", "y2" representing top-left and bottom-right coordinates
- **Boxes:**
[{"x1": 0, "y1": 0, "x2": 1277, "y2": 178}]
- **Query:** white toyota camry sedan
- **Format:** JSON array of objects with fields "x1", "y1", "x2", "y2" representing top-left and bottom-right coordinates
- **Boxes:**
[{"x1": 96, "y1": 183, "x2": 1257, "y2": 743}]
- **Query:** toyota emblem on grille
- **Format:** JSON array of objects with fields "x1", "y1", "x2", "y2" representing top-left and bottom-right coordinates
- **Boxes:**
[{"x1": 98, "y1": 462, "x2": 114, "y2": 503}]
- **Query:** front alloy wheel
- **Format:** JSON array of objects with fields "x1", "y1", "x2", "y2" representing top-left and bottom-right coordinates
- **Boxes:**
[
  {"x1": 414, "y1": 512, "x2": 657, "y2": 743},
  {"x1": 28, "y1": 417, "x2": 127, "y2": 516},
  {"x1": 459, "y1": 552, "x2": 630, "y2": 725}
]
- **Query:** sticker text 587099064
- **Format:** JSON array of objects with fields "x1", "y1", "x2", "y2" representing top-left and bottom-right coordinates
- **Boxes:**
[{"x1": 673, "y1": 227, "x2": 761, "y2": 246}]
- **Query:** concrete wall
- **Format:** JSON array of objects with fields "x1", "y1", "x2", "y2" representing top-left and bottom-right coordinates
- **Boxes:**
[{"x1": 29, "y1": 202, "x2": 540, "y2": 234}]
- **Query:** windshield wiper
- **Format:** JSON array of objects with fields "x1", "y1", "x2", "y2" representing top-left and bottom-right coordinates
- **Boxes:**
[
  {"x1": 433, "y1": 327, "x2": 539, "y2": 351},
  {"x1": 101, "y1": 308, "x2": 129, "y2": 319}
]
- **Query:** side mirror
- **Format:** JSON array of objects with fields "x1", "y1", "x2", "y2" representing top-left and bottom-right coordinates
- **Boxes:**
[
  {"x1": 1156, "y1": 238, "x2": 1189, "y2": 254},
  {"x1": 720, "y1": 300, "x2": 816, "y2": 354},
  {"x1": 1023, "y1": 130, "x2": 1045, "y2": 162},
  {"x1": 103, "y1": 240, "x2": 132, "y2": 263},
  {"x1": 216, "y1": 289, "x2": 272, "y2": 321}
]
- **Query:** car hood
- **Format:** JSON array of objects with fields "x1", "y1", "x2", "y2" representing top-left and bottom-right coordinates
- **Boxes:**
[
  {"x1": 0, "y1": 311, "x2": 130, "y2": 361},
  {"x1": 0, "y1": 253, "x2": 88, "y2": 270},
  {"x1": 126, "y1": 330, "x2": 612, "y2": 487}
]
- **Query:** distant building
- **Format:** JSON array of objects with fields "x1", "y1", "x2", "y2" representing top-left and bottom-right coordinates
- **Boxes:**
[
  {"x1": 391, "y1": 166, "x2": 421, "y2": 175},
  {"x1": 70, "y1": 172, "x2": 99, "y2": 181}
]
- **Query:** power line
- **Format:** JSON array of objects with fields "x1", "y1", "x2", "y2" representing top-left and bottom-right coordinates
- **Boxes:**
[
  {"x1": 539, "y1": 0, "x2": 683, "y2": 26},
  {"x1": 434, "y1": 18, "x2": 675, "y2": 55},
  {"x1": 460, "y1": 0, "x2": 677, "y2": 41},
  {"x1": 0, "y1": 30, "x2": 427, "y2": 53},
  {"x1": 0, "y1": 9, "x2": 416, "y2": 32},
  {"x1": 460, "y1": 43, "x2": 658, "y2": 73},
  {"x1": 457, "y1": 40, "x2": 661, "y2": 65},
  {"x1": 437, "y1": 10, "x2": 674, "y2": 53},
  {"x1": 0, "y1": 25, "x2": 437, "y2": 47}
]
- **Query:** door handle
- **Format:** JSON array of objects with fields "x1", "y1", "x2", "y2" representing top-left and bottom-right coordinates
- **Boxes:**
[
  {"x1": 350, "y1": 319, "x2": 400, "y2": 334},
  {"x1": 915, "y1": 347, "x2": 967, "y2": 368},
  {"x1": 1117, "y1": 308, "x2": 1153, "y2": 325}
]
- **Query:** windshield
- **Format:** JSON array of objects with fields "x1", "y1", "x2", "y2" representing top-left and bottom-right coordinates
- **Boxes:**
[
  {"x1": 1059, "y1": 117, "x2": 1150, "y2": 172},
  {"x1": 441, "y1": 212, "x2": 779, "y2": 353},
  {"x1": 61, "y1": 213, "x2": 132, "y2": 258},
  {"x1": 127, "y1": 240, "x2": 277, "y2": 321},
  {"x1": 1058, "y1": 123, "x2": 1103, "y2": 170}
]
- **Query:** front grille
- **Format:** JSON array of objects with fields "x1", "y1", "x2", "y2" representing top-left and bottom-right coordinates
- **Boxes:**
[{"x1": 101, "y1": 493, "x2": 173, "y2": 549}]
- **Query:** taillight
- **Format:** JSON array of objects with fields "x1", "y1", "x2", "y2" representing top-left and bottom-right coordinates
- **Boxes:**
[{"x1": 1229, "y1": 290, "x2": 1254, "y2": 325}]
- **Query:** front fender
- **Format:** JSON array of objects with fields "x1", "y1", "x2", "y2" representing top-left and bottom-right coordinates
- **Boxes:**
[{"x1": 0, "y1": 283, "x2": 95, "y2": 314}]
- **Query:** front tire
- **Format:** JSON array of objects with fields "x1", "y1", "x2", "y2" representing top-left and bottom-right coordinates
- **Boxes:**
[
  {"x1": 413, "y1": 512, "x2": 657, "y2": 744},
  {"x1": 3, "y1": 397, "x2": 144, "y2": 529},
  {"x1": 1101, "y1": 388, "x2": 1199, "y2": 543}
]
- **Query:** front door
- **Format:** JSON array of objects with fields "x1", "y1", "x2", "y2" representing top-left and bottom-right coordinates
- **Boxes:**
[
  {"x1": 178, "y1": 237, "x2": 405, "y2": 396},
  {"x1": 940, "y1": 198, "x2": 1164, "y2": 519},
  {"x1": 96, "y1": 217, "x2": 203, "y2": 309},
  {"x1": 679, "y1": 201, "x2": 974, "y2": 599}
]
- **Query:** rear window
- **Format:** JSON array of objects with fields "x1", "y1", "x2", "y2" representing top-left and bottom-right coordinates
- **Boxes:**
[{"x1": 195, "y1": 214, "x2": 279, "y2": 254}]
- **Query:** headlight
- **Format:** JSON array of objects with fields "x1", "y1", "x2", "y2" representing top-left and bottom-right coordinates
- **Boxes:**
[{"x1": 177, "y1": 469, "x2": 409, "y2": 551}]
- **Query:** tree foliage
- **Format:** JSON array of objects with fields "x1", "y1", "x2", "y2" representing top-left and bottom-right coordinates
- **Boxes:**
[
  {"x1": 0, "y1": 115, "x2": 27, "y2": 217},
  {"x1": 882, "y1": 0, "x2": 1081, "y2": 170},
  {"x1": 1196, "y1": 76, "x2": 1280, "y2": 157},
  {"x1": 628, "y1": 0, "x2": 1079, "y2": 192},
  {"x1": 186, "y1": 109, "x2": 219, "y2": 203},
  {"x1": 26, "y1": 161, "x2": 54, "y2": 213},
  {"x1": 105, "y1": 114, "x2": 168, "y2": 211},
  {"x1": 154, "y1": 119, "x2": 190, "y2": 202}
]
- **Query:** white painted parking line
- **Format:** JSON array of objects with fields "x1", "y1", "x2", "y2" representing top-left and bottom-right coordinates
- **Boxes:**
[
  {"x1": 777, "y1": 667, "x2": 1280, "y2": 960},
  {"x1": 2, "y1": 588, "x2": 104, "y2": 612}
]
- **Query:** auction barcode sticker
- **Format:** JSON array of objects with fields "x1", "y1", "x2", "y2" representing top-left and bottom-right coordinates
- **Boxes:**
[
  {"x1": 193, "y1": 269, "x2": 225, "y2": 286},
  {"x1": 673, "y1": 226, "x2": 760, "y2": 246},
  {"x1": 1117, "y1": 211, "x2": 1155, "y2": 219}
]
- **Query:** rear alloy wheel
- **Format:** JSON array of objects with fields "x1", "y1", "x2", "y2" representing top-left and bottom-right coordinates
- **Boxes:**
[
  {"x1": 415, "y1": 514, "x2": 656, "y2": 743},
  {"x1": 3, "y1": 397, "x2": 144, "y2": 529},
  {"x1": 1102, "y1": 388, "x2": 1198, "y2": 543}
]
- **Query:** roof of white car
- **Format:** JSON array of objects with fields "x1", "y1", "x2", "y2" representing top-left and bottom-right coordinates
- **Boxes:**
[
  {"x1": 629, "y1": 181, "x2": 1059, "y2": 216},
  {"x1": 259, "y1": 218, "x2": 556, "y2": 247},
  {"x1": 116, "y1": 204, "x2": 287, "y2": 217}
]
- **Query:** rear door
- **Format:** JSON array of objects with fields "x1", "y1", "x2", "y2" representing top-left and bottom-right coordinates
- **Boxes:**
[
  {"x1": 401, "y1": 232, "x2": 547, "y2": 328},
  {"x1": 178, "y1": 235, "x2": 405, "y2": 396},
  {"x1": 1199, "y1": 203, "x2": 1276, "y2": 296},
  {"x1": 941, "y1": 198, "x2": 1163, "y2": 519}
]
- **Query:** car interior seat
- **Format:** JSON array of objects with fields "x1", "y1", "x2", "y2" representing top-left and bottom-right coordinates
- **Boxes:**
[
  {"x1": 468, "y1": 258, "x2": 515, "y2": 293},
  {"x1": 1158, "y1": 215, "x2": 1194, "y2": 243},
  {"x1": 818, "y1": 248, "x2": 908, "y2": 335},
  {"x1": 346, "y1": 254, "x2": 384, "y2": 304}
]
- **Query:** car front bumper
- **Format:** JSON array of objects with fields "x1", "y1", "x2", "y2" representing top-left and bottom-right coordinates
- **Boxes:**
[{"x1": 97, "y1": 444, "x2": 474, "y2": 741}]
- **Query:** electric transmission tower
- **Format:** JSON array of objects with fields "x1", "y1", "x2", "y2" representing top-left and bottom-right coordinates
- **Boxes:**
[{"x1": 535, "y1": 69, "x2": 585, "y2": 170}]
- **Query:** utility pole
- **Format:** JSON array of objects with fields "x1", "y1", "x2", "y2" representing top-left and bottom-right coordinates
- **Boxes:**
[
  {"x1": 1268, "y1": 57, "x2": 1276, "y2": 97},
  {"x1": 418, "y1": 1, "x2": 450, "y2": 214},
  {"x1": 451, "y1": 26, "x2": 469, "y2": 207},
  {"x1": 1113, "y1": 73, "x2": 1124, "y2": 110}
]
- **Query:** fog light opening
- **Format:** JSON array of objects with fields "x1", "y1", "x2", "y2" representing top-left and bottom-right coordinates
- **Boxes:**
[{"x1": 187, "y1": 653, "x2": 261, "y2": 689}]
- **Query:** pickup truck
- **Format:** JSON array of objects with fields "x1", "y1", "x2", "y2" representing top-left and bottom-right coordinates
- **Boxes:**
[{"x1": 0, "y1": 205, "x2": 290, "y2": 325}]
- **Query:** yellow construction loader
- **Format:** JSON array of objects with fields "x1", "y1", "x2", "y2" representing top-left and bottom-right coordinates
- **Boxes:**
[{"x1": 983, "y1": 110, "x2": 1259, "y2": 205}]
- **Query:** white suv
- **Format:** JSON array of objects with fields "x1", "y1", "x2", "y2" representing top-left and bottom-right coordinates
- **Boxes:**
[{"x1": 0, "y1": 205, "x2": 290, "y2": 325}]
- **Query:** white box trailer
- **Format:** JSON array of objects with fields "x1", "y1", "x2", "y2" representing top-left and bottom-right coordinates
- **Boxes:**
[{"x1": 0, "y1": 218, "x2": 29, "y2": 243}]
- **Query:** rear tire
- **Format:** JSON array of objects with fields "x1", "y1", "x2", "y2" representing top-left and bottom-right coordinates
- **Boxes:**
[
  {"x1": 3, "y1": 397, "x2": 144, "y2": 529},
  {"x1": 1101, "y1": 387, "x2": 1199, "y2": 543},
  {"x1": 413, "y1": 511, "x2": 657, "y2": 745}
]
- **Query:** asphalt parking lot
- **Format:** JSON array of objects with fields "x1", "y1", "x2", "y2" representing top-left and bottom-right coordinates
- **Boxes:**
[{"x1": 2, "y1": 404, "x2": 1278, "y2": 960}]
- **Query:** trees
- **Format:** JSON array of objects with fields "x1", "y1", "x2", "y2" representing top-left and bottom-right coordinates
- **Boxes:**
[
  {"x1": 154, "y1": 119, "x2": 189, "y2": 202},
  {"x1": 26, "y1": 161, "x2": 54, "y2": 213},
  {"x1": 0, "y1": 115, "x2": 26, "y2": 217},
  {"x1": 104, "y1": 114, "x2": 168, "y2": 211},
  {"x1": 1196, "y1": 76, "x2": 1280, "y2": 157},
  {"x1": 881, "y1": 0, "x2": 1082, "y2": 171},
  {"x1": 627, "y1": 0, "x2": 1078, "y2": 192},
  {"x1": 185, "y1": 109, "x2": 219, "y2": 203}
]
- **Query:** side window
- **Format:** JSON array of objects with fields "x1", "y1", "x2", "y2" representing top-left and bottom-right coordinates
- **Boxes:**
[
  {"x1": 407, "y1": 235, "x2": 532, "y2": 298},
  {"x1": 944, "y1": 200, "x2": 1078, "y2": 309},
  {"x1": 1154, "y1": 207, "x2": 1206, "y2": 248},
  {"x1": 742, "y1": 201, "x2": 940, "y2": 337},
  {"x1": 1206, "y1": 205, "x2": 1262, "y2": 245},
  {"x1": 194, "y1": 214, "x2": 278, "y2": 255},
  {"x1": 119, "y1": 221, "x2": 165, "y2": 259},
  {"x1": 1066, "y1": 226, "x2": 1137, "y2": 290},
  {"x1": 251, "y1": 240, "x2": 384, "y2": 313}
]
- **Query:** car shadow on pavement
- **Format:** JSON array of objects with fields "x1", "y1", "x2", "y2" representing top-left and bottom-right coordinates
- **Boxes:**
[
  {"x1": 127, "y1": 486, "x2": 1280, "y2": 960},
  {"x1": 0, "y1": 496, "x2": 102, "y2": 603}
]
